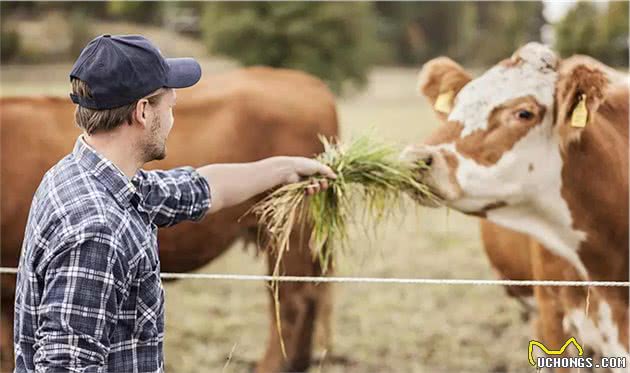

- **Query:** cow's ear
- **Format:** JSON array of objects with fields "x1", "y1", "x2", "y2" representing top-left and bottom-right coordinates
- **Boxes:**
[
  {"x1": 418, "y1": 57, "x2": 472, "y2": 119},
  {"x1": 554, "y1": 61, "x2": 609, "y2": 145}
]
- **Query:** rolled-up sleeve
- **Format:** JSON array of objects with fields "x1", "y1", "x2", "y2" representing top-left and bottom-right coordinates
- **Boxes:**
[
  {"x1": 33, "y1": 223, "x2": 129, "y2": 372},
  {"x1": 132, "y1": 166, "x2": 211, "y2": 228}
]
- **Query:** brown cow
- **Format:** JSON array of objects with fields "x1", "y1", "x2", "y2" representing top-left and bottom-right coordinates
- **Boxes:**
[
  {"x1": 481, "y1": 220, "x2": 603, "y2": 372},
  {"x1": 404, "y1": 43, "x2": 629, "y2": 370},
  {"x1": 0, "y1": 67, "x2": 338, "y2": 372},
  {"x1": 479, "y1": 220, "x2": 534, "y2": 309},
  {"x1": 480, "y1": 221, "x2": 587, "y2": 372}
]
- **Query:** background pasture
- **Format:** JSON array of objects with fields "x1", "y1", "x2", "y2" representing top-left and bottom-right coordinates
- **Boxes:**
[
  {"x1": 2, "y1": 2, "x2": 627, "y2": 371},
  {"x1": 1, "y1": 60, "x2": 532, "y2": 372}
]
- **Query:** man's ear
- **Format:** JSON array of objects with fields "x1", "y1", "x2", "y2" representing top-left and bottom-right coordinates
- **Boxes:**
[
  {"x1": 133, "y1": 99, "x2": 149, "y2": 127},
  {"x1": 554, "y1": 59, "x2": 609, "y2": 146},
  {"x1": 418, "y1": 57, "x2": 472, "y2": 119}
]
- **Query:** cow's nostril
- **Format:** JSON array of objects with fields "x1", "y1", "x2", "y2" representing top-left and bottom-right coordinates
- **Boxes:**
[{"x1": 424, "y1": 155, "x2": 433, "y2": 167}]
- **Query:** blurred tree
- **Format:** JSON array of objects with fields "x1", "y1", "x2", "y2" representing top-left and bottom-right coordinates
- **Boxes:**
[
  {"x1": 107, "y1": 1, "x2": 164, "y2": 25},
  {"x1": 201, "y1": 2, "x2": 382, "y2": 93},
  {"x1": 600, "y1": 1, "x2": 630, "y2": 66},
  {"x1": 556, "y1": 1, "x2": 628, "y2": 67},
  {"x1": 0, "y1": 28, "x2": 20, "y2": 63},
  {"x1": 470, "y1": 2, "x2": 545, "y2": 64},
  {"x1": 14, "y1": 2, "x2": 109, "y2": 18},
  {"x1": 161, "y1": 1, "x2": 205, "y2": 36},
  {"x1": 374, "y1": 1, "x2": 544, "y2": 67},
  {"x1": 555, "y1": 2, "x2": 600, "y2": 57},
  {"x1": 69, "y1": 10, "x2": 95, "y2": 58},
  {"x1": 0, "y1": 2, "x2": 21, "y2": 62},
  {"x1": 375, "y1": 2, "x2": 454, "y2": 64}
]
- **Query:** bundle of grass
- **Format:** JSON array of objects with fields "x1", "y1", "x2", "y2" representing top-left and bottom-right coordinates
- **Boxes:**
[
  {"x1": 251, "y1": 134, "x2": 439, "y2": 275},
  {"x1": 250, "y1": 134, "x2": 438, "y2": 357}
]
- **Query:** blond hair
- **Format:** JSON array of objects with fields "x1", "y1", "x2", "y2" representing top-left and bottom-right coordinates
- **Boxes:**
[{"x1": 71, "y1": 79, "x2": 165, "y2": 135}]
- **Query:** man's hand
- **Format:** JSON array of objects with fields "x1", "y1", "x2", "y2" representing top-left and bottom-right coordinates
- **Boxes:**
[{"x1": 275, "y1": 156, "x2": 337, "y2": 195}]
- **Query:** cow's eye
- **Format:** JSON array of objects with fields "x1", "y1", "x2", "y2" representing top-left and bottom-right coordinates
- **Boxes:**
[{"x1": 516, "y1": 110, "x2": 534, "y2": 120}]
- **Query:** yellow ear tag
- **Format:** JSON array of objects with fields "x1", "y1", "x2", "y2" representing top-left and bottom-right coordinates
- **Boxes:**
[
  {"x1": 571, "y1": 94, "x2": 588, "y2": 128},
  {"x1": 434, "y1": 90, "x2": 454, "y2": 114}
]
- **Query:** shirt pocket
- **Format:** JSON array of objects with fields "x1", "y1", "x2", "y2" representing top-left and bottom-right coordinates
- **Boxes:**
[{"x1": 133, "y1": 228, "x2": 164, "y2": 340}]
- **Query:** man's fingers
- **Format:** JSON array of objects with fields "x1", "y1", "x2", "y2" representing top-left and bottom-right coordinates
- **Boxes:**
[
  {"x1": 304, "y1": 179, "x2": 330, "y2": 195},
  {"x1": 320, "y1": 179, "x2": 328, "y2": 190},
  {"x1": 305, "y1": 184, "x2": 316, "y2": 195},
  {"x1": 318, "y1": 164, "x2": 337, "y2": 179},
  {"x1": 287, "y1": 158, "x2": 337, "y2": 189},
  {"x1": 294, "y1": 158, "x2": 337, "y2": 179}
]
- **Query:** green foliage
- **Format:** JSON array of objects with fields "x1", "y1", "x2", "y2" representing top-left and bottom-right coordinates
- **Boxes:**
[
  {"x1": 555, "y1": 2, "x2": 597, "y2": 56},
  {"x1": 69, "y1": 11, "x2": 95, "y2": 59},
  {"x1": 1, "y1": 28, "x2": 20, "y2": 63},
  {"x1": 107, "y1": 1, "x2": 163, "y2": 24},
  {"x1": 201, "y1": 2, "x2": 382, "y2": 93},
  {"x1": 469, "y1": 2, "x2": 545, "y2": 65},
  {"x1": 555, "y1": 2, "x2": 628, "y2": 66},
  {"x1": 4, "y1": 1, "x2": 626, "y2": 73},
  {"x1": 375, "y1": 1, "x2": 545, "y2": 66},
  {"x1": 0, "y1": 2, "x2": 20, "y2": 62}
]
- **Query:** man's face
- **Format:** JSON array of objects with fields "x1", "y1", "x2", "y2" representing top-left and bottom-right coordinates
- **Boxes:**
[{"x1": 142, "y1": 89, "x2": 175, "y2": 162}]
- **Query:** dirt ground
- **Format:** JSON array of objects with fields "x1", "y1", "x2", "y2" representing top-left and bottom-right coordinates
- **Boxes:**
[{"x1": 1, "y1": 61, "x2": 535, "y2": 372}]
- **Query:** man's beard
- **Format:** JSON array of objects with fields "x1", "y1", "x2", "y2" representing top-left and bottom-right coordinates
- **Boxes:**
[{"x1": 141, "y1": 116, "x2": 166, "y2": 163}]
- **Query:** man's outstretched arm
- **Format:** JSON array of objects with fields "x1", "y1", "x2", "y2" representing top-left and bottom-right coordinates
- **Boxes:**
[
  {"x1": 133, "y1": 156, "x2": 335, "y2": 227},
  {"x1": 197, "y1": 156, "x2": 336, "y2": 215}
]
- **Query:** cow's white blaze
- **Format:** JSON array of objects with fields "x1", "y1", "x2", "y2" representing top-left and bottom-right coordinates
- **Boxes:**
[
  {"x1": 449, "y1": 44, "x2": 557, "y2": 137},
  {"x1": 564, "y1": 302, "x2": 629, "y2": 369},
  {"x1": 597, "y1": 302, "x2": 628, "y2": 359}
]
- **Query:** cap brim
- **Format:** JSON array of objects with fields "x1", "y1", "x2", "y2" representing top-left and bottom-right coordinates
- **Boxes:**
[{"x1": 165, "y1": 58, "x2": 202, "y2": 88}]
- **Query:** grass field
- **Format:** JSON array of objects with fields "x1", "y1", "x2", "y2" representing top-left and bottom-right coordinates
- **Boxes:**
[{"x1": 1, "y1": 63, "x2": 534, "y2": 372}]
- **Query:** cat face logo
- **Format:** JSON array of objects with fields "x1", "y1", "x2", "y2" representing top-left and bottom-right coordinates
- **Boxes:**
[{"x1": 528, "y1": 337, "x2": 584, "y2": 367}]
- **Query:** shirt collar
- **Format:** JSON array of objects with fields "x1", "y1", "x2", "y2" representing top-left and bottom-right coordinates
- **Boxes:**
[{"x1": 72, "y1": 136, "x2": 137, "y2": 208}]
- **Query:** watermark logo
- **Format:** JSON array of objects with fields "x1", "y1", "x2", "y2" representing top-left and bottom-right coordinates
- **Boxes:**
[
  {"x1": 528, "y1": 337, "x2": 627, "y2": 370},
  {"x1": 528, "y1": 337, "x2": 583, "y2": 366}
]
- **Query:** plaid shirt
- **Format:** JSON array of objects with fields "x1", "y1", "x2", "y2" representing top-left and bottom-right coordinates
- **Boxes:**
[{"x1": 14, "y1": 137, "x2": 211, "y2": 373}]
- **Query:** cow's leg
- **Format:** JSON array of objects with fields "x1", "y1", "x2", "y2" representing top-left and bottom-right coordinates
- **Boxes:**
[
  {"x1": 533, "y1": 285, "x2": 574, "y2": 373},
  {"x1": 531, "y1": 242, "x2": 582, "y2": 373},
  {"x1": 256, "y1": 229, "x2": 331, "y2": 373},
  {"x1": 314, "y1": 282, "x2": 333, "y2": 354},
  {"x1": 0, "y1": 283, "x2": 15, "y2": 372}
]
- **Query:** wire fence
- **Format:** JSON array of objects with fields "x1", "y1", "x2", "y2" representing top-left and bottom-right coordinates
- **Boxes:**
[{"x1": 1, "y1": 266, "x2": 628, "y2": 287}]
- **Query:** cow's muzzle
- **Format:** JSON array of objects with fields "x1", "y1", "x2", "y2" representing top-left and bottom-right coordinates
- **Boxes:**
[{"x1": 400, "y1": 144, "x2": 462, "y2": 205}]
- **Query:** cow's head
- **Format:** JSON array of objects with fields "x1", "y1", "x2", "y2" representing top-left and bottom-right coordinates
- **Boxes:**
[{"x1": 404, "y1": 43, "x2": 609, "y2": 217}]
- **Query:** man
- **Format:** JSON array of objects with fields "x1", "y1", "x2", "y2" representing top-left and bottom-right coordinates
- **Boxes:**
[{"x1": 13, "y1": 34, "x2": 335, "y2": 372}]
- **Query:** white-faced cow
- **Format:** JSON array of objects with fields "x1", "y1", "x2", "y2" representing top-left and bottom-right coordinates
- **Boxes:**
[{"x1": 404, "y1": 43, "x2": 629, "y2": 369}]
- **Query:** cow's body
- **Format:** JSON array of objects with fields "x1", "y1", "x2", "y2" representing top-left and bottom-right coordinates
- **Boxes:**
[
  {"x1": 0, "y1": 67, "x2": 338, "y2": 372},
  {"x1": 480, "y1": 221, "x2": 591, "y2": 372},
  {"x1": 407, "y1": 45, "x2": 629, "y2": 371},
  {"x1": 479, "y1": 220, "x2": 534, "y2": 307}
]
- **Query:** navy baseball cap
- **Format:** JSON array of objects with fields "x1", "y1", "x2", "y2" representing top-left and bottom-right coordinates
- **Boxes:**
[{"x1": 69, "y1": 34, "x2": 202, "y2": 110}]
